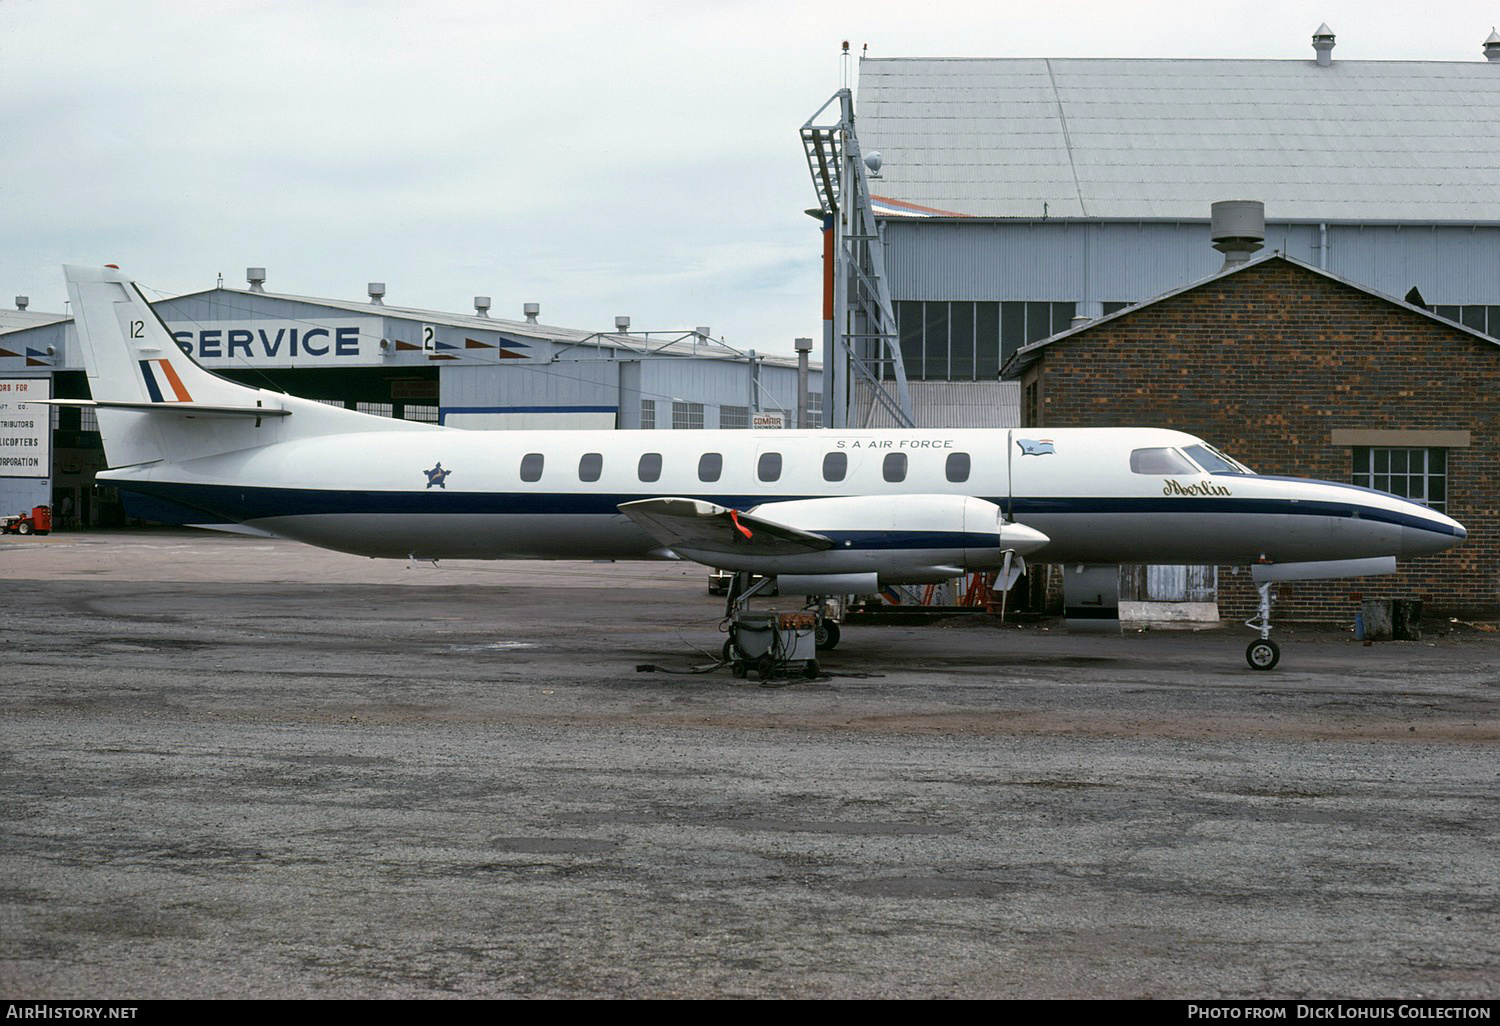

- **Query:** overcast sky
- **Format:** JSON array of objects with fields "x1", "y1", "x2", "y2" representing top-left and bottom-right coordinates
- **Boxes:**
[{"x1": 3, "y1": 0, "x2": 1495, "y2": 354}]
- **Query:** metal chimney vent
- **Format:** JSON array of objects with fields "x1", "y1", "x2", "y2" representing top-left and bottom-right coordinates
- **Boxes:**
[
  {"x1": 367, "y1": 282, "x2": 386, "y2": 305},
  {"x1": 614, "y1": 315, "x2": 631, "y2": 332},
  {"x1": 1313, "y1": 23, "x2": 1335, "y2": 66},
  {"x1": 15, "y1": 296, "x2": 28, "y2": 311},
  {"x1": 246, "y1": 267, "x2": 266, "y2": 292},
  {"x1": 474, "y1": 296, "x2": 491, "y2": 317},
  {"x1": 523, "y1": 303, "x2": 540, "y2": 324},
  {"x1": 1211, "y1": 200, "x2": 1265, "y2": 270},
  {"x1": 1485, "y1": 27, "x2": 1500, "y2": 62}
]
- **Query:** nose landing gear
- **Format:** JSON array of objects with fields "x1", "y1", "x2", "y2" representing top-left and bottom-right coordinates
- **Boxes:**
[{"x1": 1243, "y1": 581, "x2": 1280, "y2": 670}]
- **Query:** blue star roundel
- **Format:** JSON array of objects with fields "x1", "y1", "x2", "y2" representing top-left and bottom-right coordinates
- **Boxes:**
[{"x1": 424, "y1": 462, "x2": 452, "y2": 488}]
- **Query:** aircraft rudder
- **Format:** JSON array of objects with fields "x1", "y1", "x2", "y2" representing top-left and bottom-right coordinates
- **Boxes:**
[{"x1": 63, "y1": 263, "x2": 259, "y2": 409}]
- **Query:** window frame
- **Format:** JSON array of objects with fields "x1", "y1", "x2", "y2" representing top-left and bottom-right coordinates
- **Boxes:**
[{"x1": 1352, "y1": 446, "x2": 1447, "y2": 512}]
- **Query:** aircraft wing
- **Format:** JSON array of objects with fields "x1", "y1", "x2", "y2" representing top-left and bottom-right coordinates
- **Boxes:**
[{"x1": 617, "y1": 497, "x2": 836, "y2": 559}]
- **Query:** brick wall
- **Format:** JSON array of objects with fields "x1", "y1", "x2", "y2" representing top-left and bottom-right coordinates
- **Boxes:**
[{"x1": 1022, "y1": 257, "x2": 1499, "y2": 618}]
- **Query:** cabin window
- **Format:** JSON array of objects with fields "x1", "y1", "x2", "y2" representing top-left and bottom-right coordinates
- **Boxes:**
[
  {"x1": 1130, "y1": 447, "x2": 1197, "y2": 475},
  {"x1": 946, "y1": 452, "x2": 971, "y2": 483},
  {"x1": 822, "y1": 451, "x2": 847, "y2": 482},
  {"x1": 578, "y1": 452, "x2": 603, "y2": 482},
  {"x1": 757, "y1": 452, "x2": 782, "y2": 482},
  {"x1": 883, "y1": 452, "x2": 908, "y2": 483},
  {"x1": 638, "y1": 452, "x2": 663, "y2": 483},
  {"x1": 520, "y1": 452, "x2": 545, "y2": 482},
  {"x1": 698, "y1": 452, "x2": 723, "y2": 482}
]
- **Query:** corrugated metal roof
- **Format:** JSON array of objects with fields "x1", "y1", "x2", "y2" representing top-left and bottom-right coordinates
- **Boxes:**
[
  {"x1": 858, "y1": 57, "x2": 1500, "y2": 221},
  {"x1": 165, "y1": 288, "x2": 807, "y2": 368},
  {"x1": 0, "y1": 309, "x2": 67, "y2": 333}
]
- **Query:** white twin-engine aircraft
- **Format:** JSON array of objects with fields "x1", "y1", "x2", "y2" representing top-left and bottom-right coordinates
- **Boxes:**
[{"x1": 50, "y1": 264, "x2": 1467, "y2": 670}]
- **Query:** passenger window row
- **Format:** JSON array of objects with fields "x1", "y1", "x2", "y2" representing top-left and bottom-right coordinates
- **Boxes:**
[{"x1": 518, "y1": 450, "x2": 974, "y2": 485}]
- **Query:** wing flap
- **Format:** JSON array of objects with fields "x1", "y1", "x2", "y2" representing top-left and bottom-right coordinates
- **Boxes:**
[{"x1": 618, "y1": 497, "x2": 835, "y2": 559}]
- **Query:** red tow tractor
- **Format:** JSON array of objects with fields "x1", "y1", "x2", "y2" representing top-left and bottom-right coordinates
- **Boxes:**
[{"x1": 0, "y1": 505, "x2": 51, "y2": 536}]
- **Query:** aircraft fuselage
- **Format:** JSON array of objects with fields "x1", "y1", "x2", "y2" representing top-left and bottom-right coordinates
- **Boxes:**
[{"x1": 100, "y1": 424, "x2": 1465, "y2": 568}]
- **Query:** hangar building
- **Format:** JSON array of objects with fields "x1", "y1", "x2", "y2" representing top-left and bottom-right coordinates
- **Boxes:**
[
  {"x1": 850, "y1": 27, "x2": 1500, "y2": 385},
  {"x1": 805, "y1": 26, "x2": 1499, "y2": 617},
  {"x1": 0, "y1": 271, "x2": 820, "y2": 526}
]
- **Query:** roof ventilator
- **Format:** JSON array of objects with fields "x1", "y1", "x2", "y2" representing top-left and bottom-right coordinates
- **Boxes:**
[
  {"x1": 1211, "y1": 200, "x2": 1265, "y2": 271},
  {"x1": 1485, "y1": 28, "x2": 1500, "y2": 62},
  {"x1": 474, "y1": 296, "x2": 491, "y2": 317},
  {"x1": 1313, "y1": 24, "x2": 1335, "y2": 66},
  {"x1": 246, "y1": 267, "x2": 267, "y2": 293},
  {"x1": 367, "y1": 282, "x2": 385, "y2": 305}
]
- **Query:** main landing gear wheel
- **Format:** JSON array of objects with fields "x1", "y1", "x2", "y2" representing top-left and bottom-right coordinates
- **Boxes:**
[
  {"x1": 814, "y1": 620, "x2": 840, "y2": 651},
  {"x1": 1246, "y1": 638, "x2": 1280, "y2": 671}
]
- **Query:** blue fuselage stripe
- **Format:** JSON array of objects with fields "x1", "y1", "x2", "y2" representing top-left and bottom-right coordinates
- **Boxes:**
[{"x1": 113, "y1": 481, "x2": 1461, "y2": 538}]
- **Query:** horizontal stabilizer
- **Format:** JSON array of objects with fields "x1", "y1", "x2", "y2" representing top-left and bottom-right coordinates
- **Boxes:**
[
  {"x1": 24, "y1": 398, "x2": 291, "y2": 419},
  {"x1": 618, "y1": 497, "x2": 835, "y2": 559}
]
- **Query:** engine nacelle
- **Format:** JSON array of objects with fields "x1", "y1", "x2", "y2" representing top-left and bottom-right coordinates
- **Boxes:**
[{"x1": 727, "y1": 494, "x2": 1049, "y2": 584}]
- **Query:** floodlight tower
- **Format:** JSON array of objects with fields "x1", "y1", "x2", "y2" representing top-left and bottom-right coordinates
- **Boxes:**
[{"x1": 800, "y1": 49, "x2": 913, "y2": 429}]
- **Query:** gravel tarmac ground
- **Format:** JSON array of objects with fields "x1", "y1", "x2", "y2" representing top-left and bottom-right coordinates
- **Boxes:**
[{"x1": 1, "y1": 530, "x2": 1497, "y2": 999}]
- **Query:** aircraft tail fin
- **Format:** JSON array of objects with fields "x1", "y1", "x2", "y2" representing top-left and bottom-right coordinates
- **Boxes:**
[
  {"x1": 64, "y1": 264, "x2": 259, "y2": 410},
  {"x1": 61, "y1": 264, "x2": 427, "y2": 469}
]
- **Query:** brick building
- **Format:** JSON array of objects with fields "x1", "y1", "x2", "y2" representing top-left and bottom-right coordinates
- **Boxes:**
[{"x1": 1003, "y1": 254, "x2": 1498, "y2": 619}]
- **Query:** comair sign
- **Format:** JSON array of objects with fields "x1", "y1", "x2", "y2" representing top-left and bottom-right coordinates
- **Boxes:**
[{"x1": 166, "y1": 319, "x2": 376, "y2": 368}]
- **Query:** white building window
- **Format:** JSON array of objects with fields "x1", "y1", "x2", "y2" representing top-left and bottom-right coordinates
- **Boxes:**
[
  {"x1": 1353, "y1": 447, "x2": 1447, "y2": 512},
  {"x1": 720, "y1": 405, "x2": 750, "y2": 429},
  {"x1": 357, "y1": 402, "x2": 394, "y2": 418},
  {"x1": 402, "y1": 404, "x2": 439, "y2": 423},
  {"x1": 805, "y1": 392, "x2": 823, "y2": 429},
  {"x1": 640, "y1": 399, "x2": 655, "y2": 429},
  {"x1": 672, "y1": 401, "x2": 704, "y2": 430}
]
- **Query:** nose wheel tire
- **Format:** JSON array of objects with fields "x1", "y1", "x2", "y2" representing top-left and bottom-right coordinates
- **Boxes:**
[{"x1": 1246, "y1": 638, "x2": 1280, "y2": 671}]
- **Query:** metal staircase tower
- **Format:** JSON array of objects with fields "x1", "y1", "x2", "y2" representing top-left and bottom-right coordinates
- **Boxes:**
[{"x1": 801, "y1": 88, "x2": 913, "y2": 429}]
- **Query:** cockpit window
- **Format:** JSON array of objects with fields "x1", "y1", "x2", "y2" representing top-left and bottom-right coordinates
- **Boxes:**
[
  {"x1": 1130, "y1": 447, "x2": 1197, "y2": 474},
  {"x1": 1184, "y1": 444, "x2": 1251, "y2": 475}
]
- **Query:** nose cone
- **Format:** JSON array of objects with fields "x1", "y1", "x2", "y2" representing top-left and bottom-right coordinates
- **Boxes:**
[{"x1": 1400, "y1": 509, "x2": 1467, "y2": 558}]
